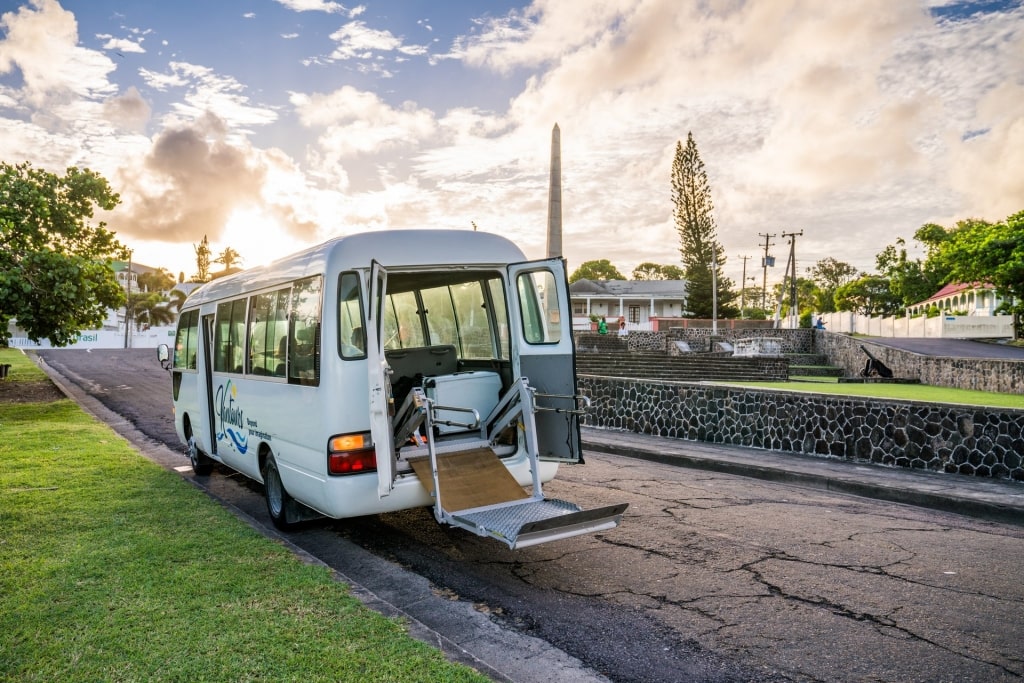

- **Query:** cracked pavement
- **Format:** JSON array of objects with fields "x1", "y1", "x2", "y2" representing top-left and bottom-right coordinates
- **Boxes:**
[{"x1": 35, "y1": 349, "x2": 1024, "y2": 682}]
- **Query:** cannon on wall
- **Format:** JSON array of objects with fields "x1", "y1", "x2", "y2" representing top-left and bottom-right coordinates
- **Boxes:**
[{"x1": 859, "y1": 345, "x2": 894, "y2": 379}]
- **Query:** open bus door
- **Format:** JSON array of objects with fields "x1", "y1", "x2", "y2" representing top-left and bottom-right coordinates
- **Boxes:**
[
  {"x1": 407, "y1": 256, "x2": 627, "y2": 549},
  {"x1": 367, "y1": 261, "x2": 397, "y2": 498},
  {"x1": 200, "y1": 313, "x2": 217, "y2": 458},
  {"x1": 506, "y1": 258, "x2": 584, "y2": 463}
]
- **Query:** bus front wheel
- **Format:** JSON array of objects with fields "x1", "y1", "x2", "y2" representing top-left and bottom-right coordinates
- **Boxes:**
[{"x1": 263, "y1": 454, "x2": 297, "y2": 531}]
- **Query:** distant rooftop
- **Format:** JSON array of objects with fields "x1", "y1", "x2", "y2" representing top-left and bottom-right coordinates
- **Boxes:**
[{"x1": 570, "y1": 278, "x2": 686, "y2": 296}]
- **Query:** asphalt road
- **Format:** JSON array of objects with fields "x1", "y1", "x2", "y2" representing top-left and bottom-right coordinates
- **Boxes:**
[
  {"x1": 35, "y1": 349, "x2": 1024, "y2": 683},
  {"x1": 865, "y1": 337, "x2": 1024, "y2": 359}
]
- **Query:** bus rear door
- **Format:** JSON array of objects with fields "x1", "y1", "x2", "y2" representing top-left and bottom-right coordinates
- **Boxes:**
[
  {"x1": 507, "y1": 258, "x2": 584, "y2": 463},
  {"x1": 367, "y1": 261, "x2": 397, "y2": 498}
]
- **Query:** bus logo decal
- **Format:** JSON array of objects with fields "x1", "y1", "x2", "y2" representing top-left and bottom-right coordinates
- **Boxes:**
[{"x1": 215, "y1": 380, "x2": 249, "y2": 454}]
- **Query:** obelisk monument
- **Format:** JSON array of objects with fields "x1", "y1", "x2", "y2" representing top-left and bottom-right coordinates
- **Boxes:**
[{"x1": 546, "y1": 123, "x2": 562, "y2": 259}]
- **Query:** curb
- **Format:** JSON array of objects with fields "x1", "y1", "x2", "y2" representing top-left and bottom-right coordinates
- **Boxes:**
[{"x1": 582, "y1": 438, "x2": 1024, "y2": 528}]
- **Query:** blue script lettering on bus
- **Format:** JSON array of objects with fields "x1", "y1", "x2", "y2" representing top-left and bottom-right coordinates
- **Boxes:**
[{"x1": 215, "y1": 380, "x2": 249, "y2": 454}]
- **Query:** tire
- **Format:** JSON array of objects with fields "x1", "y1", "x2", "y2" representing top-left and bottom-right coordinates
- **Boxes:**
[
  {"x1": 263, "y1": 453, "x2": 297, "y2": 531},
  {"x1": 185, "y1": 421, "x2": 213, "y2": 476}
]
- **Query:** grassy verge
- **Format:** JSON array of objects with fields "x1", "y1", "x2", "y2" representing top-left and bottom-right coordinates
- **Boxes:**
[
  {"x1": 711, "y1": 376, "x2": 1024, "y2": 409},
  {"x1": 0, "y1": 349, "x2": 487, "y2": 682}
]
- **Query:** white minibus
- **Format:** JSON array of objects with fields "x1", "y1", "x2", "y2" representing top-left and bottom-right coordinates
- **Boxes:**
[{"x1": 159, "y1": 229, "x2": 626, "y2": 549}]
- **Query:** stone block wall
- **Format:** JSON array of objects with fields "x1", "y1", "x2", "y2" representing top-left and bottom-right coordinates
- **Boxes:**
[
  {"x1": 579, "y1": 376, "x2": 1024, "y2": 481},
  {"x1": 667, "y1": 327, "x2": 813, "y2": 353},
  {"x1": 574, "y1": 328, "x2": 815, "y2": 354},
  {"x1": 816, "y1": 332, "x2": 1024, "y2": 394}
]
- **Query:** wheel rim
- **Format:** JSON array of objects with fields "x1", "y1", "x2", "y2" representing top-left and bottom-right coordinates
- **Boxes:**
[
  {"x1": 187, "y1": 436, "x2": 199, "y2": 469},
  {"x1": 265, "y1": 463, "x2": 283, "y2": 517}
]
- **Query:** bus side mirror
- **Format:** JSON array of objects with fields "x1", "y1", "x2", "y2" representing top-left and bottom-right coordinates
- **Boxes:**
[{"x1": 157, "y1": 343, "x2": 171, "y2": 370}]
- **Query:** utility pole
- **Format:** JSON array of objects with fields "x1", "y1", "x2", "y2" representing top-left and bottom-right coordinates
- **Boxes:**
[
  {"x1": 123, "y1": 249, "x2": 132, "y2": 349},
  {"x1": 711, "y1": 245, "x2": 718, "y2": 335},
  {"x1": 737, "y1": 255, "x2": 751, "y2": 319},
  {"x1": 781, "y1": 230, "x2": 803, "y2": 328},
  {"x1": 758, "y1": 232, "x2": 776, "y2": 312}
]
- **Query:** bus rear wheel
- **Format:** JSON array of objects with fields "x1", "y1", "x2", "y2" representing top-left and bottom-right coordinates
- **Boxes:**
[
  {"x1": 185, "y1": 421, "x2": 213, "y2": 476},
  {"x1": 263, "y1": 454, "x2": 297, "y2": 531}
]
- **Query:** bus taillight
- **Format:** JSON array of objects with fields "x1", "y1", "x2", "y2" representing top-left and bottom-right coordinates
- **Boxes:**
[{"x1": 327, "y1": 432, "x2": 377, "y2": 475}]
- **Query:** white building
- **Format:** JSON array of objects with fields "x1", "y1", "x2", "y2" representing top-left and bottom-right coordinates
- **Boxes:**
[{"x1": 569, "y1": 279, "x2": 687, "y2": 330}]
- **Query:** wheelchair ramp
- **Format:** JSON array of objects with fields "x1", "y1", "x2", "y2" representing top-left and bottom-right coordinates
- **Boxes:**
[{"x1": 408, "y1": 448, "x2": 628, "y2": 549}]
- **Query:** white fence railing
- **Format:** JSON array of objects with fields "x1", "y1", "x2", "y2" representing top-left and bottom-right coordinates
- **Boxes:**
[{"x1": 801, "y1": 312, "x2": 1014, "y2": 338}]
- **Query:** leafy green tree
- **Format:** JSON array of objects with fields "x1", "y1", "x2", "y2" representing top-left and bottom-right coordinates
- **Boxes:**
[
  {"x1": 192, "y1": 235, "x2": 212, "y2": 282},
  {"x1": 930, "y1": 212, "x2": 1024, "y2": 337},
  {"x1": 834, "y1": 275, "x2": 903, "y2": 316},
  {"x1": 806, "y1": 257, "x2": 859, "y2": 313},
  {"x1": 771, "y1": 277, "x2": 819, "y2": 318},
  {"x1": 738, "y1": 284, "x2": 768, "y2": 319},
  {"x1": 670, "y1": 133, "x2": 737, "y2": 317},
  {"x1": 874, "y1": 237, "x2": 945, "y2": 308},
  {"x1": 569, "y1": 259, "x2": 625, "y2": 283},
  {"x1": 137, "y1": 267, "x2": 176, "y2": 293},
  {"x1": 0, "y1": 162, "x2": 128, "y2": 345},
  {"x1": 632, "y1": 262, "x2": 685, "y2": 280}
]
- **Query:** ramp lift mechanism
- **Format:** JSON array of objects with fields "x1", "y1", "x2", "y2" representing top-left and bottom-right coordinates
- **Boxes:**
[{"x1": 392, "y1": 378, "x2": 627, "y2": 549}]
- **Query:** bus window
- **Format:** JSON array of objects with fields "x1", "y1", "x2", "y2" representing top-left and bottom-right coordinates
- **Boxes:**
[
  {"x1": 214, "y1": 299, "x2": 247, "y2": 373},
  {"x1": 449, "y1": 279, "x2": 503, "y2": 359},
  {"x1": 289, "y1": 276, "x2": 322, "y2": 385},
  {"x1": 174, "y1": 309, "x2": 199, "y2": 369},
  {"x1": 487, "y1": 277, "x2": 509, "y2": 359},
  {"x1": 248, "y1": 288, "x2": 289, "y2": 377},
  {"x1": 421, "y1": 286, "x2": 458, "y2": 349},
  {"x1": 383, "y1": 290, "x2": 425, "y2": 350},
  {"x1": 338, "y1": 272, "x2": 365, "y2": 359},
  {"x1": 516, "y1": 270, "x2": 560, "y2": 344}
]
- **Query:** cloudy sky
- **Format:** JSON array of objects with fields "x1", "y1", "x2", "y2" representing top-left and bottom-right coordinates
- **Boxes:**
[{"x1": 1, "y1": 0, "x2": 1021, "y2": 287}]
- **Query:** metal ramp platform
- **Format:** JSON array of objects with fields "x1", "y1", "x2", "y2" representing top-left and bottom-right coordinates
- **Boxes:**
[
  {"x1": 407, "y1": 437, "x2": 627, "y2": 549},
  {"x1": 452, "y1": 499, "x2": 629, "y2": 549}
]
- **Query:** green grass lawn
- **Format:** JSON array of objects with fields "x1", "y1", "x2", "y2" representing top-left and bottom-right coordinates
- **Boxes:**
[
  {"x1": 713, "y1": 376, "x2": 1024, "y2": 409},
  {"x1": 0, "y1": 349, "x2": 487, "y2": 683}
]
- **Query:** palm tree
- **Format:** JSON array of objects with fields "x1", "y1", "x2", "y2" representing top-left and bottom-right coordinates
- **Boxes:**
[
  {"x1": 169, "y1": 289, "x2": 188, "y2": 312},
  {"x1": 129, "y1": 292, "x2": 176, "y2": 330},
  {"x1": 214, "y1": 247, "x2": 243, "y2": 270}
]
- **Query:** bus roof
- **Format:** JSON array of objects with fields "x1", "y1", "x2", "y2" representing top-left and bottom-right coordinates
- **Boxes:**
[{"x1": 183, "y1": 229, "x2": 529, "y2": 308}]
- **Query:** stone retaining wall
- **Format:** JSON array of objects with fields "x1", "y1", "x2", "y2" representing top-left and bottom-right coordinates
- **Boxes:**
[
  {"x1": 574, "y1": 328, "x2": 814, "y2": 354},
  {"x1": 579, "y1": 376, "x2": 1024, "y2": 481},
  {"x1": 816, "y1": 332, "x2": 1024, "y2": 394},
  {"x1": 667, "y1": 327, "x2": 814, "y2": 354}
]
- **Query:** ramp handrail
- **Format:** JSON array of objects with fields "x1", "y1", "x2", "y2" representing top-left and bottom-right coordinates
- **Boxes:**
[{"x1": 533, "y1": 392, "x2": 590, "y2": 415}]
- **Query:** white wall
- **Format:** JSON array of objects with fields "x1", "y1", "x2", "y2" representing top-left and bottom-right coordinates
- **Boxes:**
[
  {"x1": 8, "y1": 325, "x2": 177, "y2": 350},
  {"x1": 810, "y1": 312, "x2": 1013, "y2": 338}
]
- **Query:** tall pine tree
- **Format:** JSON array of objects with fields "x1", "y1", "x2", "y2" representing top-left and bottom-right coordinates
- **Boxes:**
[{"x1": 671, "y1": 132, "x2": 737, "y2": 318}]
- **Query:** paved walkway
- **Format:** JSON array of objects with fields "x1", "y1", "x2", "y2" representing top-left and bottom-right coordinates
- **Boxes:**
[{"x1": 581, "y1": 427, "x2": 1024, "y2": 527}]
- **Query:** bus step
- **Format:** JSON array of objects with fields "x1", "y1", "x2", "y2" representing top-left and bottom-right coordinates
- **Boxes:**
[{"x1": 451, "y1": 499, "x2": 628, "y2": 550}]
